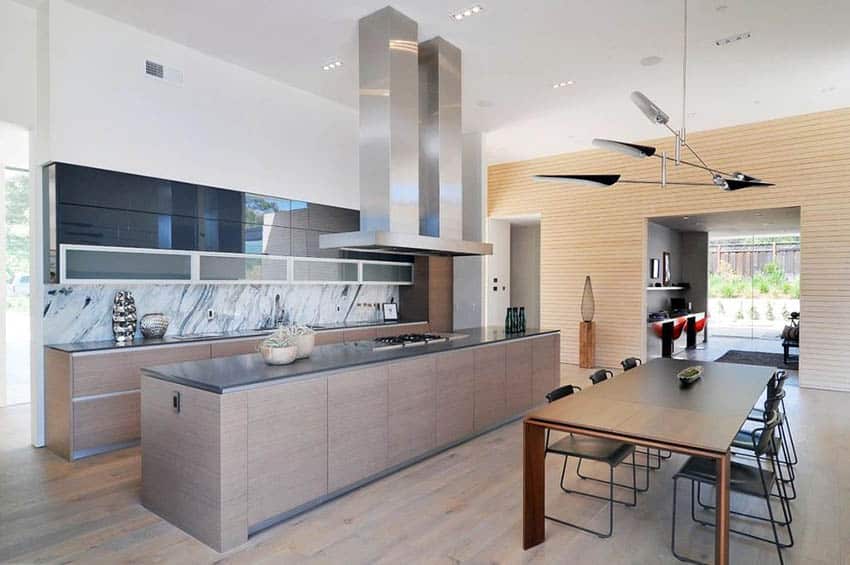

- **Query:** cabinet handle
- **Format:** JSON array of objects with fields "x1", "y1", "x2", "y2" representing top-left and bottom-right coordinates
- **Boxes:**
[{"x1": 172, "y1": 391, "x2": 181, "y2": 413}]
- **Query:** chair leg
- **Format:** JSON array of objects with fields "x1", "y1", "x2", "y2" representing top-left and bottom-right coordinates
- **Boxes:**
[
  {"x1": 670, "y1": 477, "x2": 706, "y2": 564},
  {"x1": 546, "y1": 455, "x2": 618, "y2": 538}
]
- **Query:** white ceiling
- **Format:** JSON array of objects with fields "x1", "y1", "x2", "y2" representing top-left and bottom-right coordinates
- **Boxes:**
[
  {"x1": 651, "y1": 207, "x2": 801, "y2": 236},
  {"x1": 60, "y1": 0, "x2": 850, "y2": 164}
]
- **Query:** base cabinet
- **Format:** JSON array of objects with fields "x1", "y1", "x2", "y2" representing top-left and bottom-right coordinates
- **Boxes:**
[
  {"x1": 328, "y1": 366, "x2": 389, "y2": 491},
  {"x1": 247, "y1": 377, "x2": 328, "y2": 526},
  {"x1": 435, "y1": 350, "x2": 475, "y2": 445},
  {"x1": 388, "y1": 357, "x2": 437, "y2": 466},
  {"x1": 473, "y1": 345, "x2": 507, "y2": 431}
]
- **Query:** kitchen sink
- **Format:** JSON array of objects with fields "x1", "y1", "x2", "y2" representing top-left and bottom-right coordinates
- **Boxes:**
[{"x1": 171, "y1": 332, "x2": 228, "y2": 340}]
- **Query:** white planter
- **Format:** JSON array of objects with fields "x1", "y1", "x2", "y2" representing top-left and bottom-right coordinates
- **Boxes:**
[
  {"x1": 259, "y1": 344, "x2": 298, "y2": 365},
  {"x1": 294, "y1": 333, "x2": 315, "y2": 359}
]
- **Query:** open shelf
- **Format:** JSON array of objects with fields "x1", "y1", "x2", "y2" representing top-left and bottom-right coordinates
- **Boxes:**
[{"x1": 646, "y1": 286, "x2": 686, "y2": 291}]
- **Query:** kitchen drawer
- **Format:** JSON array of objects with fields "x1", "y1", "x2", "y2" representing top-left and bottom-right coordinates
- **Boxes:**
[
  {"x1": 73, "y1": 390, "x2": 140, "y2": 454},
  {"x1": 342, "y1": 327, "x2": 378, "y2": 342},
  {"x1": 72, "y1": 343, "x2": 211, "y2": 397},
  {"x1": 210, "y1": 338, "x2": 264, "y2": 358}
]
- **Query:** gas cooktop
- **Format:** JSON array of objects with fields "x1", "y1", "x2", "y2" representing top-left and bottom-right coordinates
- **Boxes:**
[{"x1": 372, "y1": 333, "x2": 467, "y2": 351}]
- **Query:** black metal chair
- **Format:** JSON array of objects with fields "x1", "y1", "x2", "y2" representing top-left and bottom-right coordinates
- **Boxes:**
[
  {"x1": 748, "y1": 370, "x2": 798, "y2": 467},
  {"x1": 620, "y1": 357, "x2": 642, "y2": 371},
  {"x1": 588, "y1": 368, "x2": 614, "y2": 384},
  {"x1": 730, "y1": 371, "x2": 797, "y2": 501},
  {"x1": 670, "y1": 411, "x2": 794, "y2": 565},
  {"x1": 544, "y1": 384, "x2": 640, "y2": 538}
]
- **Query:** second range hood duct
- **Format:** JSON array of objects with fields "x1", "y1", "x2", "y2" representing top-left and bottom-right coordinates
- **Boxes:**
[{"x1": 320, "y1": 6, "x2": 492, "y2": 257}]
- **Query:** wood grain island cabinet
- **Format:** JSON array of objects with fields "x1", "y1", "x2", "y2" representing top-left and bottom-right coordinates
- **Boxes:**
[{"x1": 140, "y1": 329, "x2": 560, "y2": 552}]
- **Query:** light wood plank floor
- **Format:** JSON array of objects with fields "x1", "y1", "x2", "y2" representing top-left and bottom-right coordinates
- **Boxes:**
[{"x1": 1, "y1": 364, "x2": 848, "y2": 564}]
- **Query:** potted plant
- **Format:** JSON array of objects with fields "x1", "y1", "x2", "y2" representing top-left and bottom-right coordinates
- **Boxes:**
[
  {"x1": 258, "y1": 329, "x2": 299, "y2": 365},
  {"x1": 281, "y1": 324, "x2": 317, "y2": 359}
]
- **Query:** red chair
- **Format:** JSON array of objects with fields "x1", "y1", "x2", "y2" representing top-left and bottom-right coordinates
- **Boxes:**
[
  {"x1": 653, "y1": 317, "x2": 687, "y2": 357},
  {"x1": 694, "y1": 314, "x2": 707, "y2": 333}
]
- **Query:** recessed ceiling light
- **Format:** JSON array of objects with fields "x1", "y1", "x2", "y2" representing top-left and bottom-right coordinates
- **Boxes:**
[
  {"x1": 714, "y1": 31, "x2": 751, "y2": 47},
  {"x1": 450, "y1": 4, "x2": 484, "y2": 21},
  {"x1": 322, "y1": 60, "x2": 343, "y2": 71},
  {"x1": 640, "y1": 55, "x2": 663, "y2": 67},
  {"x1": 552, "y1": 80, "x2": 575, "y2": 89}
]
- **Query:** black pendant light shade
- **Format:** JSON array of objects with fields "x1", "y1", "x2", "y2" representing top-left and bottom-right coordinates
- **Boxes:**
[
  {"x1": 723, "y1": 179, "x2": 775, "y2": 191},
  {"x1": 592, "y1": 138, "x2": 657, "y2": 158},
  {"x1": 534, "y1": 174, "x2": 621, "y2": 187},
  {"x1": 732, "y1": 172, "x2": 761, "y2": 182}
]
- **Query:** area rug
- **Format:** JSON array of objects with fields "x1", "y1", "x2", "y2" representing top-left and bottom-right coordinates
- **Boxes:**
[{"x1": 714, "y1": 349, "x2": 798, "y2": 369}]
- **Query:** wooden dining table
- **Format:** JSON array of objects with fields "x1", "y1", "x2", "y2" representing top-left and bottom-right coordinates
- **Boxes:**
[{"x1": 522, "y1": 358, "x2": 775, "y2": 564}]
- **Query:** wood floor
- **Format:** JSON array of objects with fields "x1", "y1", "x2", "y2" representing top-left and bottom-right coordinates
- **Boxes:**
[{"x1": 1, "y1": 363, "x2": 848, "y2": 564}]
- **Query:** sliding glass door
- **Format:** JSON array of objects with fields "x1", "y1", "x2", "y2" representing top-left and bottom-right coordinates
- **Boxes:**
[{"x1": 708, "y1": 234, "x2": 800, "y2": 340}]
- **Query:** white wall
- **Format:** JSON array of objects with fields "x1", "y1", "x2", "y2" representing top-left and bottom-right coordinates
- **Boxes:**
[
  {"x1": 43, "y1": 0, "x2": 359, "y2": 208},
  {"x1": 510, "y1": 223, "x2": 540, "y2": 329},
  {"x1": 0, "y1": 0, "x2": 37, "y2": 129},
  {"x1": 486, "y1": 218, "x2": 511, "y2": 327}
]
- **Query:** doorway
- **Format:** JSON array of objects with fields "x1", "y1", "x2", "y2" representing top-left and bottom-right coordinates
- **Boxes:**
[
  {"x1": 0, "y1": 122, "x2": 31, "y2": 407},
  {"x1": 649, "y1": 207, "x2": 801, "y2": 362},
  {"x1": 485, "y1": 215, "x2": 541, "y2": 329}
]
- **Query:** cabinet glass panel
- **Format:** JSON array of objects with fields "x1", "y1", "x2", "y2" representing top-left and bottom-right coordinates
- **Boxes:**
[
  {"x1": 245, "y1": 193, "x2": 290, "y2": 227},
  {"x1": 65, "y1": 249, "x2": 191, "y2": 281},
  {"x1": 199, "y1": 254, "x2": 288, "y2": 281},
  {"x1": 292, "y1": 259, "x2": 358, "y2": 282},
  {"x1": 362, "y1": 262, "x2": 413, "y2": 283}
]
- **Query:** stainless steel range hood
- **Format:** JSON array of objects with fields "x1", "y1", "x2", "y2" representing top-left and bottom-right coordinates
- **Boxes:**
[{"x1": 319, "y1": 6, "x2": 492, "y2": 257}]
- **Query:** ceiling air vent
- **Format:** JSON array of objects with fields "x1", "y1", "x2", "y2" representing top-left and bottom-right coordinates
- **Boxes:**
[
  {"x1": 145, "y1": 59, "x2": 183, "y2": 85},
  {"x1": 145, "y1": 60, "x2": 164, "y2": 78}
]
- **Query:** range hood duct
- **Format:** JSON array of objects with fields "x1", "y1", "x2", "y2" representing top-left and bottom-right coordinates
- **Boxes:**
[{"x1": 319, "y1": 6, "x2": 492, "y2": 257}]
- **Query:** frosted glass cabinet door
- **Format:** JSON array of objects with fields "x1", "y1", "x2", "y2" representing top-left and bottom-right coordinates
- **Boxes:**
[
  {"x1": 199, "y1": 254, "x2": 288, "y2": 282},
  {"x1": 292, "y1": 260, "x2": 358, "y2": 283},
  {"x1": 362, "y1": 263, "x2": 414, "y2": 283},
  {"x1": 64, "y1": 249, "x2": 192, "y2": 281}
]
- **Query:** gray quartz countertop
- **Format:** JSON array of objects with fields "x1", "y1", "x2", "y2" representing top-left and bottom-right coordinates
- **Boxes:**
[
  {"x1": 142, "y1": 327, "x2": 559, "y2": 394},
  {"x1": 44, "y1": 320, "x2": 428, "y2": 354}
]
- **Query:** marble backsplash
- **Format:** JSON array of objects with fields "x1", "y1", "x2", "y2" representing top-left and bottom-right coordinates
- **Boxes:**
[{"x1": 43, "y1": 283, "x2": 398, "y2": 344}]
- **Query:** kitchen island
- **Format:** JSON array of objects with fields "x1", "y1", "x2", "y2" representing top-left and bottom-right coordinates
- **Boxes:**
[{"x1": 140, "y1": 327, "x2": 560, "y2": 551}]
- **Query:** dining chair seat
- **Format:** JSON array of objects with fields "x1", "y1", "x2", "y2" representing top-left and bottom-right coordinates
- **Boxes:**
[
  {"x1": 547, "y1": 435, "x2": 635, "y2": 466},
  {"x1": 674, "y1": 456, "x2": 778, "y2": 502}
]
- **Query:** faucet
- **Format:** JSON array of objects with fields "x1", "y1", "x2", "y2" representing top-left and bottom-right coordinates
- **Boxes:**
[{"x1": 273, "y1": 294, "x2": 286, "y2": 328}]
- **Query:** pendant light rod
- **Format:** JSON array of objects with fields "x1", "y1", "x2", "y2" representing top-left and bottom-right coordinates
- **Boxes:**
[{"x1": 681, "y1": 0, "x2": 688, "y2": 143}]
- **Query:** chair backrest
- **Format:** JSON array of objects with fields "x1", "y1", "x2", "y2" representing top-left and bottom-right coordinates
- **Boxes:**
[
  {"x1": 753, "y1": 410, "x2": 782, "y2": 456},
  {"x1": 766, "y1": 369, "x2": 787, "y2": 399},
  {"x1": 621, "y1": 357, "x2": 642, "y2": 371},
  {"x1": 588, "y1": 369, "x2": 613, "y2": 384},
  {"x1": 546, "y1": 384, "x2": 581, "y2": 403}
]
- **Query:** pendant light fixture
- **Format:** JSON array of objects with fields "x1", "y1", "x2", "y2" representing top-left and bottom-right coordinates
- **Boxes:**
[{"x1": 535, "y1": 0, "x2": 772, "y2": 192}]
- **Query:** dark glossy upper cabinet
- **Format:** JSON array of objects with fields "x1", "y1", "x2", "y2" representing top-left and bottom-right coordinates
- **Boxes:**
[
  {"x1": 46, "y1": 163, "x2": 367, "y2": 265},
  {"x1": 308, "y1": 203, "x2": 359, "y2": 233},
  {"x1": 55, "y1": 163, "x2": 198, "y2": 217}
]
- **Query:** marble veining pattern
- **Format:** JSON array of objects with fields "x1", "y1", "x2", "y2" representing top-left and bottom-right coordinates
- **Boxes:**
[{"x1": 43, "y1": 284, "x2": 398, "y2": 344}]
